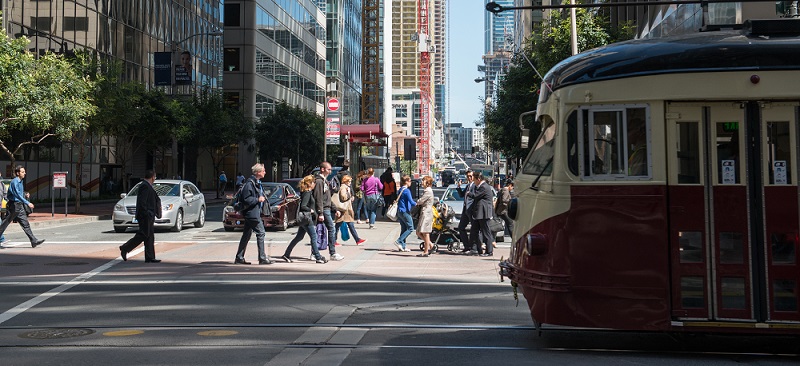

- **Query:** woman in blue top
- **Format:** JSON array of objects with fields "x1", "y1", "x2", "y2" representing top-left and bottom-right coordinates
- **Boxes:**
[
  {"x1": 393, "y1": 175, "x2": 415, "y2": 252},
  {"x1": 0, "y1": 165, "x2": 44, "y2": 247}
]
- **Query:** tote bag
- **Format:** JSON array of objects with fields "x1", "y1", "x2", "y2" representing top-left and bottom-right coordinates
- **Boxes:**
[
  {"x1": 385, "y1": 187, "x2": 404, "y2": 221},
  {"x1": 316, "y1": 222, "x2": 329, "y2": 251},
  {"x1": 340, "y1": 223, "x2": 350, "y2": 241}
]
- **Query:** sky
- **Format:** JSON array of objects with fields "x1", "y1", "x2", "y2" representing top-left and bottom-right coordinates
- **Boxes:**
[{"x1": 446, "y1": 0, "x2": 487, "y2": 128}]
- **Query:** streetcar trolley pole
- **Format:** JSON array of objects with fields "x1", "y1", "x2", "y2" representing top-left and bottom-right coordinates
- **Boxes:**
[{"x1": 52, "y1": 171, "x2": 69, "y2": 217}]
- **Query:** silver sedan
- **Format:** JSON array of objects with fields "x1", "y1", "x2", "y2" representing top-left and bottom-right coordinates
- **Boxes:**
[{"x1": 112, "y1": 179, "x2": 206, "y2": 233}]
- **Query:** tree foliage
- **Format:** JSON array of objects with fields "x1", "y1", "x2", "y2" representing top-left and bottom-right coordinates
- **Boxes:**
[
  {"x1": 0, "y1": 29, "x2": 95, "y2": 166},
  {"x1": 485, "y1": 9, "x2": 634, "y2": 165},
  {"x1": 255, "y1": 102, "x2": 324, "y2": 175}
]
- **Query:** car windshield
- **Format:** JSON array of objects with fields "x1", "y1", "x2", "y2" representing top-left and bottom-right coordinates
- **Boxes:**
[
  {"x1": 441, "y1": 188, "x2": 463, "y2": 201},
  {"x1": 128, "y1": 182, "x2": 179, "y2": 197},
  {"x1": 262, "y1": 185, "x2": 284, "y2": 203}
]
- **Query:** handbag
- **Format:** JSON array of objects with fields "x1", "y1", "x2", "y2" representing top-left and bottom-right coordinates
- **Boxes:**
[
  {"x1": 340, "y1": 223, "x2": 350, "y2": 241},
  {"x1": 385, "y1": 187, "x2": 404, "y2": 221},
  {"x1": 331, "y1": 189, "x2": 350, "y2": 212},
  {"x1": 488, "y1": 218, "x2": 504, "y2": 233},
  {"x1": 296, "y1": 210, "x2": 312, "y2": 226},
  {"x1": 316, "y1": 222, "x2": 328, "y2": 251}
]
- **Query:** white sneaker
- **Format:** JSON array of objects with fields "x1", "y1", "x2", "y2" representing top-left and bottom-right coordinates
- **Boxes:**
[
  {"x1": 331, "y1": 253, "x2": 345, "y2": 261},
  {"x1": 369, "y1": 224, "x2": 374, "y2": 229},
  {"x1": 402, "y1": 248, "x2": 411, "y2": 252},
  {"x1": 394, "y1": 241, "x2": 403, "y2": 251}
]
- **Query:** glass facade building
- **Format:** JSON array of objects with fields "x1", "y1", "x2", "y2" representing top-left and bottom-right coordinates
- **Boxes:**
[
  {"x1": 322, "y1": 0, "x2": 362, "y2": 125},
  {"x1": 0, "y1": 0, "x2": 223, "y2": 199}
]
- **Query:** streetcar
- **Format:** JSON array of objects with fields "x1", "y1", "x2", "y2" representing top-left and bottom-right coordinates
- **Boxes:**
[{"x1": 500, "y1": 19, "x2": 800, "y2": 334}]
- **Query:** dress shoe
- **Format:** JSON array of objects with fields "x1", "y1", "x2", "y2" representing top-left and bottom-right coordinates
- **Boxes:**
[
  {"x1": 280, "y1": 255, "x2": 293, "y2": 263},
  {"x1": 119, "y1": 246, "x2": 127, "y2": 261},
  {"x1": 234, "y1": 259, "x2": 251, "y2": 265},
  {"x1": 145, "y1": 259, "x2": 161, "y2": 263},
  {"x1": 258, "y1": 259, "x2": 273, "y2": 265},
  {"x1": 31, "y1": 239, "x2": 45, "y2": 248},
  {"x1": 479, "y1": 253, "x2": 492, "y2": 257}
]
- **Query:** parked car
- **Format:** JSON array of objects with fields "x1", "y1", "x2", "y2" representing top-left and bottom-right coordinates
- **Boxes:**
[
  {"x1": 112, "y1": 179, "x2": 206, "y2": 233},
  {"x1": 223, "y1": 182, "x2": 300, "y2": 231},
  {"x1": 281, "y1": 178, "x2": 302, "y2": 192}
]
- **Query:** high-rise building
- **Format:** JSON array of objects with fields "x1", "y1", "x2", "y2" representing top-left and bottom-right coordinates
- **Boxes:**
[
  {"x1": 323, "y1": 0, "x2": 363, "y2": 126},
  {"x1": 480, "y1": 0, "x2": 512, "y2": 106}
]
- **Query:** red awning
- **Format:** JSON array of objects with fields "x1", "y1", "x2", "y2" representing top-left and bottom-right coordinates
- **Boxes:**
[{"x1": 339, "y1": 124, "x2": 387, "y2": 138}]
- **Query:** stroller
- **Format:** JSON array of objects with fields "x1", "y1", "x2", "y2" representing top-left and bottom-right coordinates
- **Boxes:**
[{"x1": 419, "y1": 200, "x2": 462, "y2": 252}]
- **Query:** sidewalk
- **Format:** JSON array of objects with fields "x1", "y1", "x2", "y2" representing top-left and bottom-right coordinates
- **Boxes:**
[{"x1": 18, "y1": 189, "x2": 230, "y2": 229}]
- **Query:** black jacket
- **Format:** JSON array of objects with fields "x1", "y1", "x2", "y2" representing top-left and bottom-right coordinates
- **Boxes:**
[
  {"x1": 469, "y1": 181, "x2": 494, "y2": 220},
  {"x1": 239, "y1": 176, "x2": 264, "y2": 220},
  {"x1": 299, "y1": 190, "x2": 317, "y2": 222},
  {"x1": 312, "y1": 172, "x2": 331, "y2": 212},
  {"x1": 136, "y1": 180, "x2": 162, "y2": 221}
]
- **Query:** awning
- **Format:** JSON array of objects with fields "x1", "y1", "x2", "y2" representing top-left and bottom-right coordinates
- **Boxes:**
[{"x1": 340, "y1": 124, "x2": 387, "y2": 146}]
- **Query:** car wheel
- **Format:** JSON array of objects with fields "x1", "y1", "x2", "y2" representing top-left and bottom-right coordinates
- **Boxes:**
[
  {"x1": 224, "y1": 226, "x2": 234, "y2": 232},
  {"x1": 278, "y1": 211, "x2": 288, "y2": 231},
  {"x1": 172, "y1": 210, "x2": 183, "y2": 232},
  {"x1": 114, "y1": 226, "x2": 127, "y2": 233},
  {"x1": 194, "y1": 206, "x2": 206, "y2": 228}
]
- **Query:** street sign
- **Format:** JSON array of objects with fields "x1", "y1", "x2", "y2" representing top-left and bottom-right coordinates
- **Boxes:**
[
  {"x1": 327, "y1": 98, "x2": 340, "y2": 111},
  {"x1": 326, "y1": 119, "x2": 340, "y2": 145},
  {"x1": 53, "y1": 172, "x2": 68, "y2": 189}
]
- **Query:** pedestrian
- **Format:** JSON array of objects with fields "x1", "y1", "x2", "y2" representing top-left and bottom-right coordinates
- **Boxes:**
[
  {"x1": 469, "y1": 171, "x2": 495, "y2": 257},
  {"x1": 0, "y1": 166, "x2": 45, "y2": 248},
  {"x1": 118, "y1": 170, "x2": 160, "y2": 262},
  {"x1": 360, "y1": 167, "x2": 383, "y2": 229},
  {"x1": 415, "y1": 176, "x2": 435, "y2": 257},
  {"x1": 393, "y1": 175, "x2": 415, "y2": 252},
  {"x1": 313, "y1": 162, "x2": 345, "y2": 261},
  {"x1": 380, "y1": 167, "x2": 396, "y2": 216},
  {"x1": 353, "y1": 170, "x2": 367, "y2": 224},
  {"x1": 334, "y1": 174, "x2": 366, "y2": 246},
  {"x1": 281, "y1": 175, "x2": 327, "y2": 263},
  {"x1": 336, "y1": 159, "x2": 352, "y2": 188},
  {"x1": 495, "y1": 180, "x2": 514, "y2": 238},
  {"x1": 455, "y1": 170, "x2": 476, "y2": 253},
  {"x1": 0, "y1": 171, "x2": 7, "y2": 247},
  {"x1": 218, "y1": 170, "x2": 227, "y2": 197},
  {"x1": 233, "y1": 163, "x2": 273, "y2": 265},
  {"x1": 235, "y1": 172, "x2": 245, "y2": 190}
]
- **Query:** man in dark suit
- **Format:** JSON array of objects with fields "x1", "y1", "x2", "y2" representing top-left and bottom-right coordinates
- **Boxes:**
[
  {"x1": 469, "y1": 171, "x2": 494, "y2": 257},
  {"x1": 119, "y1": 170, "x2": 162, "y2": 263},
  {"x1": 455, "y1": 170, "x2": 475, "y2": 253},
  {"x1": 234, "y1": 163, "x2": 272, "y2": 265}
]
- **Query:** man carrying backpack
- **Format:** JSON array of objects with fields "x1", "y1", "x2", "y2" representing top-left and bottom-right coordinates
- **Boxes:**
[
  {"x1": 234, "y1": 163, "x2": 272, "y2": 265},
  {"x1": 333, "y1": 159, "x2": 352, "y2": 194}
]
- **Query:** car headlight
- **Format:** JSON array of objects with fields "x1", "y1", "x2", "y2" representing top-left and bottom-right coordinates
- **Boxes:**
[
  {"x1": 114, "y1": 203, "x2": 124, "y2": 211},
  {"x1": 162, "y1": 204, "x2": 174, "y2": 211},
  {"x1": 224, "y1": 205, "x2": 234, "y2": 213},
  {"x1": 270, "y1": 205, "x2": 279, "y2": 214}
]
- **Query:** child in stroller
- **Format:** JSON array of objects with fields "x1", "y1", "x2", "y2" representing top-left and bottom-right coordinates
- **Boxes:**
[{"x1": 417, "y1": 200, "x2": 462, "y2": 252}]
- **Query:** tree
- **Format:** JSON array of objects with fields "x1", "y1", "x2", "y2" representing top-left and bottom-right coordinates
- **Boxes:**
[
  {"x1": 255, "y1": 102, "x2": 324, "y2": 178},
  {"x1": 485, "y1": 9, "x2": 634, "y2": 168},
  {"x1": 175, "y1": 86, "x2": 253, "y2": 191},
  {"x1": 0, "y1": 29, "x2": 95, "y2": 167}
]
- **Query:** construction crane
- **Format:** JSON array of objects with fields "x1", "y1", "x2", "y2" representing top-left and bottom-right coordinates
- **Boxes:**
[{"x1": 417, "y1": 0, "x2": 431, "y2": 175}]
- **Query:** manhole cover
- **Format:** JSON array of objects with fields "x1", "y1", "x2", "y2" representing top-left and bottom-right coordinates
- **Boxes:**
[
  {"x1": 45, "y1": 261, "x2": 90, "y2": 266},
  {"x1": 19, "y1": 328, "x2": 95, "y2": 339},
  {"x1": 0, "y1": 263, "x2": 29, "y2": 266}
]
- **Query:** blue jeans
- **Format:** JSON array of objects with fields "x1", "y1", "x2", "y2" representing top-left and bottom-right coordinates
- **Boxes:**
[
  {"x1": 365, "y1": 194, "x2": 381, "y2": 225},
  {"x1": 322, "y1": 209, "x2": 337, "y2": 255},
  {"x1": 396, "y1": 211, "x2": 414, "y2": 249},
  {"x1": 353, "y1": 197, "x2": 367, "y2": 221},
  {"x1": 284, "y1": 222, "x2": 321, "y2": 259}
]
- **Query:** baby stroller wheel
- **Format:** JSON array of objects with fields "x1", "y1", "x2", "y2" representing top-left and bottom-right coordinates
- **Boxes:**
[{"x1": 418, "y1": 243, "x2": 439, "y2": 252}]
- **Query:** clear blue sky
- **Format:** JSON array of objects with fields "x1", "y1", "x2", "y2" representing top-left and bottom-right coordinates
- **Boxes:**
[{"x1": 447, "y1": 0, "x2": 486, "y2": 128}]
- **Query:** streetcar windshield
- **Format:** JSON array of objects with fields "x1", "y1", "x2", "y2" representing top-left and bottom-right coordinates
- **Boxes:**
[{"x1": 522, "y1": 116, "x2": 556, "y2": 176}]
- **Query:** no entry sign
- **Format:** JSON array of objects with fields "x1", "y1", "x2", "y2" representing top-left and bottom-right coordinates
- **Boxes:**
[{"x1": 327, "y1": 98, "x2": 340, "y2": 111}]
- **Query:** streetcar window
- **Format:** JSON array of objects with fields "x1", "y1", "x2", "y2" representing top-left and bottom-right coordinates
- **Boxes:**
[
  {"x1": 773, "y1": 280, "x2": 798, "y2": 312},
  {"x1": 680, "y1": 277, "x2": 705, "y2": 309},
  {"x1": 766, "y1": 121, "x2": 792, "y2": 185},
  {"x1": 567, "y1": 111, "x2": 579, "y2": 175},
  {"x1": 716, "y1": 124, "x2": 740, "y2": 185},
  {"x1": 521, "y1": 115, "x2": 555, "y2": 176},
  {"x1": 677, "y1": 123, "x2": 701, "y2": 184},
  {"x1": 580, "y1": 106, "x2": 650, "y2": 179}
]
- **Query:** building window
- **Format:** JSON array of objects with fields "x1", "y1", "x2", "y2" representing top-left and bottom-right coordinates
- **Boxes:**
[
  {"x1": 224, "y1": 3, "x2": 241, "y2": 27},
  {"x1": 224, "y1": 48, "x2": 240, "y2": 71},
  {"x1": 395, "y1": 108, "x2": 407, "y2": 118},
  {"x1": 63, "y1": 17, "x2": 89, "y2": 32},
  {"x1": 30, "y1": 17, "x2": 52, "y2": 32}
]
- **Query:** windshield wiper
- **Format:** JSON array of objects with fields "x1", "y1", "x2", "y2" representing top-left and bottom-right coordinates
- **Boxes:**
[{"x1": 530, "y1": 158, "x2": 553, "y2": 191}]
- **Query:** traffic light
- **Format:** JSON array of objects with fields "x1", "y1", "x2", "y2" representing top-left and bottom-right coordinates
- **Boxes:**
[{"x1": 404, "y1": 138, "x2": 417, "y2": 160}]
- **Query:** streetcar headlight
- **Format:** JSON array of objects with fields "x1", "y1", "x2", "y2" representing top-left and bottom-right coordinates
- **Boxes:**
[{"x1": 526, "y1": 233, "x2": 547, "y2": 256}]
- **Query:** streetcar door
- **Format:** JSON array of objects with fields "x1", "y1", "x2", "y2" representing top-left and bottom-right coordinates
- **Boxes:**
[{"x1": 667, "y1": 102, "x2": 800, "y2": 323}]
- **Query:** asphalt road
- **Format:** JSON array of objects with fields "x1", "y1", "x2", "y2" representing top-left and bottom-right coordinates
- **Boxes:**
[{"x1": 0, "y1": 204, "x2": 798, "y2": 365}]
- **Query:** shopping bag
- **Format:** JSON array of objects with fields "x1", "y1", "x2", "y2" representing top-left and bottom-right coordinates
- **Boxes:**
[
  {"x1": 340, "y1": 223, "x2": 350, "y2": 241},
  {"x1": 316, "y1": 222, "x2": 328, "y2": 251}
]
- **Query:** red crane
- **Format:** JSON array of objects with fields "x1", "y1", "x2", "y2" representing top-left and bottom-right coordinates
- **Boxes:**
[{"x1": 417, "y1": 0, "x2": 431, "y2": 175}]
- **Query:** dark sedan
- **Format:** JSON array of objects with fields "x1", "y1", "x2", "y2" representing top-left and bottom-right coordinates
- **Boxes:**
[{"x1": 222, "y1": 182, "x2": 300, "y2": 231}]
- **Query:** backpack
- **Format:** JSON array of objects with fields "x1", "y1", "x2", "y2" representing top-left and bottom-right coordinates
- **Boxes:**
[{"x1": 232, "y1": 179, "x2": 254, "y2": 213}]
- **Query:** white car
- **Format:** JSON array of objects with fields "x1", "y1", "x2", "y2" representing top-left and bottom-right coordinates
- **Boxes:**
[
  {"x1": 439, "y1": 184, "x2": 504, "y2": 241},
  {"x1": 112, "y1": 179, "x2": 206, "y2": 233}
]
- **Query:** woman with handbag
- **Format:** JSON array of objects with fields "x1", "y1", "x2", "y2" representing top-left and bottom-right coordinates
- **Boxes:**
[
  {"x1": 393, "y1": 175, "x2": 415, "y2": 252},
  {"x1": 282, "y1": 175, "x2": 327, "y2": 263},
  {"x1": 415, "y1": 176, "x2": 435, "y2": 257},
  {"x1": 334, "y1": 175, "x2": 366, "y2": 246}
]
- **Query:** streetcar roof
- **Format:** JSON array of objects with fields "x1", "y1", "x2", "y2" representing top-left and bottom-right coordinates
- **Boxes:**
[{"x1": 543, "y1": 19, "x2": 800, "y2": 92}]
